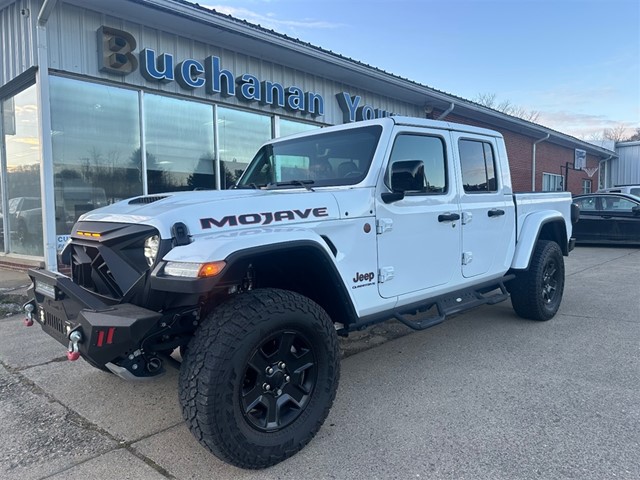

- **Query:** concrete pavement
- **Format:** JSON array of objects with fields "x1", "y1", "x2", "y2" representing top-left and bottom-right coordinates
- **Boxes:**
[{"x1": 0, "y1": 246, "x2": 639, "y2": 479}]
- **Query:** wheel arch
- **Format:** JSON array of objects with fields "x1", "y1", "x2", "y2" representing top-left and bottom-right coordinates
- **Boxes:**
[
  {"x1": 511, "y1": 211, "x2": 569, "y2": 270},
  {"x1": 219, "y1": 240, "x2": 358, "y2": 328}
]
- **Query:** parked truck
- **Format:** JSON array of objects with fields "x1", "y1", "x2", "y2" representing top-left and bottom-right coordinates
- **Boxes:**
[{"x1": 25, "y1": 117, "x2": 578, "y2": 468}]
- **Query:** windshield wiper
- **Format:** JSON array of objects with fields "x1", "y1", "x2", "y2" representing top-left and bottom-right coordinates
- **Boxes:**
[
  {"x1": 233, "y1": 183, "x2": 260, "y2": 189},
  {"x1": 265, "y1": 180, "x2": 315, "y2": 191}
]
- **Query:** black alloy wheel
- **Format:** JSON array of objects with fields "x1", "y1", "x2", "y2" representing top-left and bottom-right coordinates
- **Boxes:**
[
  {"x1": 241, "y1": 329, "x2": 317, "y2": 432},
  {"x1": 541, "y1": 258, "x2": 559, "y2": 305}
]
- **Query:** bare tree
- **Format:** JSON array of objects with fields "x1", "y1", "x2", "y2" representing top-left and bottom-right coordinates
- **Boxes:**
[
  {"x1": 627, "y1": 128, "x2": 640, "y2": 142},
  {"x1": 603, "y1": 124, "x2": 630, "y2": 142},
  {"x1": 473, "y1": 93, "x2": 539, "y2": 122}
]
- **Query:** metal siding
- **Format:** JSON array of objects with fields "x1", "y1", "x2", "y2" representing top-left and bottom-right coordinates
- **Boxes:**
[
  {"x1": 614, "y1": 144, "x2": 640, "y2": 184},
  {"x1": 45, "y1": 1, "x2": 420, "y2": 125},
  {"x1": 0, "y1": 0, "x2": 37, "y2": 86}
]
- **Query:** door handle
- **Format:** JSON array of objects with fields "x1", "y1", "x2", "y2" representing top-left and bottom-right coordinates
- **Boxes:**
[
  {"x1": 600, "y1": 215, "x2": 612, "y2": 219},
  {"x1": 488, "y1": 209, "x2": 505, "y2": 217},
  {"x1": 438, "y1": 213, "x2": 460, "y2": 222}
]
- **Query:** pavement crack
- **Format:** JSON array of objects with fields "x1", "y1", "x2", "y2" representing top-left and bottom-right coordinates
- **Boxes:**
[
  {"x1": 126, "y1": 447, "x2": 177, "y2": 479},
  {"x1": 13, "y1": 356, "x2": 69, "y2": 371},
  {"x1": 1, "y1": 358, "x2": 176, "y2": 479}
]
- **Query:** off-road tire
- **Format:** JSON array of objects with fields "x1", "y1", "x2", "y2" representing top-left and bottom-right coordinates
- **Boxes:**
[
  {"x1": 178, "y1": 288, "x2": 340, "y2": 469},
  {"x1": 509, "y1": 240, "x2": 565, "y2": 321}
]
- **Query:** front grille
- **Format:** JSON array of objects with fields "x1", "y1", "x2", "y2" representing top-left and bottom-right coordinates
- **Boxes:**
[
  {"x1": 43, "y1": 309, "x2": 65, "y2": 334},
  {"x1": 69, "y1": 222, "x2": 158, "y2": 301},
  {"x1": 73, "y1": 245, "x2": 123, "y2": 298}
]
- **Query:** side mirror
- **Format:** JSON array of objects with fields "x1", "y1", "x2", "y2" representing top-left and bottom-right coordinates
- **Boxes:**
[
  {"x1": 381, "y1": 192, "x2": 405, "y2": 204},
  {"x1": 632, "y1": 205, "x2": 640, "y2": 216},
  {"x1": 571, "y1": 202, "x2": 580, "y2": 224},
  {"x1": 382, "y1": 160, "x2": 425, "y2": 204}
]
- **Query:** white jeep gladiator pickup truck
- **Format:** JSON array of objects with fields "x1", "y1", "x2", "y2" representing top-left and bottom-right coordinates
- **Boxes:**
[{"x1": 26, "y1": 116, "x2": 578, "y2": 468}]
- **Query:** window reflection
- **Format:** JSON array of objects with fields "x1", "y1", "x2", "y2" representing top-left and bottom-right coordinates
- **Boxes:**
[
  {"x1": 459, "y1": 139, "x2": 497, "y2": 193},
  {"x1": 279, "y1": 119, "x2": 319, "y2": 138},
  {"x1": 218, "y1": 107, "x2": 271, "y2": 188},
  {"x1": 144, "y1": 94, "x2": 215, "y2": 193},
  {"x1": 50, "y1": 76, "x2": 142, "y2": 235},
  {"x1": 388, "y1": 134, "x2": 446, "y2": 194},
  {"x1": 3, "y1": 85, "x2": 43, "y2": 256}
]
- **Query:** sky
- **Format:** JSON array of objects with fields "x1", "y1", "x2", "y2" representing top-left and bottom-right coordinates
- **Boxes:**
[{"x1": 202, "y1": 0, "x2": 640, "y2": 140}]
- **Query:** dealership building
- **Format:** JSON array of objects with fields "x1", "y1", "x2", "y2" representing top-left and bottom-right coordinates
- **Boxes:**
[{"x1": 0, "y1": 0, "x2": 617, "y2": 269}]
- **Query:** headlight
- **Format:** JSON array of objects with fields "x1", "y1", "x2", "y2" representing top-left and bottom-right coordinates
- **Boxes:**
[
  {"x1": 164, "y1": 261, "x2": 226, "y2": 278},
  {"x1": 144, "y1": 235, "x2": 160, "y2": 267}
]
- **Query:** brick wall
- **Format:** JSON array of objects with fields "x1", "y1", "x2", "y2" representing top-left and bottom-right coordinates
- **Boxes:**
[{"x1": 431, "y1": 110, "x2": 601, "y2": 195}]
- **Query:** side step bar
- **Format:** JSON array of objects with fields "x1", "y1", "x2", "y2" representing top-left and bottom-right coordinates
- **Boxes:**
[
  {"x1": 393, "y1": 279, "x2": 512, "y2": 331},
  {"x1": 348, "y1": 275, "x2": 515, "y2": 334}
]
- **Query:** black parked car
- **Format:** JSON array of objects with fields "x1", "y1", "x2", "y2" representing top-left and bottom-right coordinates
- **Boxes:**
[{"x1": 572, "y1": 193, "x2": 640, "y2": 245}]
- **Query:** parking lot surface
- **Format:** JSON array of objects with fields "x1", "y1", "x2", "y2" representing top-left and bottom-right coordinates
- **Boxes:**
[{"x1": 1, "y1": 246, "x2": 639, "y2": 479}]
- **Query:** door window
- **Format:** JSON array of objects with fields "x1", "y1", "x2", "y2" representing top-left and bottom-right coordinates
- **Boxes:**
[
  {"x1": 458, "y1": 139, "x2": 497, "y2": 193},
  {"x1": 601, "y1": 197, "x2": 637, "y2": 212},
  {"x1": 574, "y1": 196, "x2": 597, "y2": 211},
  {"x1": 386, "y1": 134, "x2": 446, "y2": 194}
]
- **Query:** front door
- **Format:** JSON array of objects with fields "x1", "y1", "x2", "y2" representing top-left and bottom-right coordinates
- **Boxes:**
[{"x1": 376, "y1": 129, "x2": 461, "y2": 299}]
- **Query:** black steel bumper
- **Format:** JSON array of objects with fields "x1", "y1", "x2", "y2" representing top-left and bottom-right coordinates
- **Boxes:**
[{"x1": 28, "y1": 268, "x2": 162, "y2": 369}]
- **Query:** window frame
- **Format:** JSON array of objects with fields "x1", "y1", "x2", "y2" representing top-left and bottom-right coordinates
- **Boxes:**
[
  {"x1": 458, "y1": 138, "x2": 499, "y2": 194},
  {"x1": 384, "y1": 132, "x2": 448, "y2": 196},
  {"x1": 542, "y1": 172, "x2": 564, "y2": 192}
]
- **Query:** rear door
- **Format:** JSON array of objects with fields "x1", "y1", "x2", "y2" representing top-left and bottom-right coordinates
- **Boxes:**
[
  {"x1": 600, "y1": 195, "x2": 640, "y2": 242},
  {"x1": 450, "y1": 133, "x2": 515, "y2": 278}
]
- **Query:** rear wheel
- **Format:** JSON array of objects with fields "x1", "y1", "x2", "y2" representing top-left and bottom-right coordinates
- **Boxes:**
[
  {"x1": 510, "y1": 240, "x2": 565, "y2": 321},
  {"x1": 179, "y1": 288, "x2": 340, "y2": 469}
]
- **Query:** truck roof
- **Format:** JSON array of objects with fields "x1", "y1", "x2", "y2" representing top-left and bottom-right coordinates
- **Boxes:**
[{"x1": 270, "y1": 116, "x2": 504, "y2": 145}]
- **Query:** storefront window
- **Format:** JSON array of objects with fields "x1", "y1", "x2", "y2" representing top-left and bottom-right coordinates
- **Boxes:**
[
  {"x1": 145, "y1": 94, "x2": 215, "y2": 193},
  {"x1": 50, "y1": 76, "x2": 142, "y2": 235},
  {"x1": 218, "y1": 107, "x2": 271, "y2": 188},
  {"x1": 2, "y1": 85, "x2": 43, "y2": 256},
  {"x1": 279, "y1": 118, "x2": 319, "y2": 138}
]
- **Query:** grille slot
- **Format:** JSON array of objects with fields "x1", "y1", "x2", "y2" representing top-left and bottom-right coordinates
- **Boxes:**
[
  {"x1": 44, "y1": 310, "x2": 65, "y2": 334},
  {"x1": 128, "y1": 195, "x2": 168, "y2": 204}
]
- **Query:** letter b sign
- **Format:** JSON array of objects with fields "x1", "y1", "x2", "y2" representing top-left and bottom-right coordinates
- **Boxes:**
[{"x1": 97, "y1": 26, "x2": 138, "y2": 75}]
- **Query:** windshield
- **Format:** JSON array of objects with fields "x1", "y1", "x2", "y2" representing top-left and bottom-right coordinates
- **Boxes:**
[{"x1": 237, "y1": 125, "x2": 382, "y2": 188}]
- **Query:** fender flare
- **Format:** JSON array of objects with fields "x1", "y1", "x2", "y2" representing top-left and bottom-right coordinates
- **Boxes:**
[
  {"x1": 162, "y1": 228, "x2": 359, "y2": 324},
  {"x1": 220, "y1": 240, "x2": 359, "y2": 325},
  {"x1": 511, "y1": 211, "x2": 568, "y2": 270}
]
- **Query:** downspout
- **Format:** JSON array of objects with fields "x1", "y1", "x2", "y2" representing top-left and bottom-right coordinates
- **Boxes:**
[
  {"x1": 531, "y1": 133, "x2": 550, "y2": 191},
  {"x1": 38, "y1": 0, "x2": 58, "y2": 23},
  {"x1": 600, "y1": 155, "x2": 612, "y2": 189},
  {"x1": 436, "y1": 103, "x2": 455, "y2": 120},
  {"x1": 36, "y1": 0, "x2": 59, "y2": 270}
]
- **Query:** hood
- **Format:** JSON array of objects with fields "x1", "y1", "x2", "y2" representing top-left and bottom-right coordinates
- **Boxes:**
[{"x1": 79, "y1": 189, "x2": 341, "y2": 238}]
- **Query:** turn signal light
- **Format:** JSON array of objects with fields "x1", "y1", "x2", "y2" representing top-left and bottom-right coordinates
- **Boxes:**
[
  {"x1": 76, "y1": 231, "x2": 101, "y2": 238},
  {"x1": 198, "y1": 261, "x2": 226, "y2": 278}
]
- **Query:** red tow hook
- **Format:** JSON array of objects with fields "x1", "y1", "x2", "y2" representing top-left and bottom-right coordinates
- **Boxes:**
[
  {"x1": 24, "y1": 303, "x2": 34, "y2": 327},
  {"x1": 67, "y1": 331, "x2": 82, "y2": 361}
]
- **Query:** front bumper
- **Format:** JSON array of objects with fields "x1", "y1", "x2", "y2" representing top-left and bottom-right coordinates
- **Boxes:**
[{"x1": 28, "y1": 268, "x2": 163, "y2": 371}]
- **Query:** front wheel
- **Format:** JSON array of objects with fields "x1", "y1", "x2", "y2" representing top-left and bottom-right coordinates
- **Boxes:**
[
  {"x1": 179, "y1": 288, "x2": 340, "y2": 469},
  {"x1": 509, "y1": 240, "x2": 565, "y2": 321}
]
